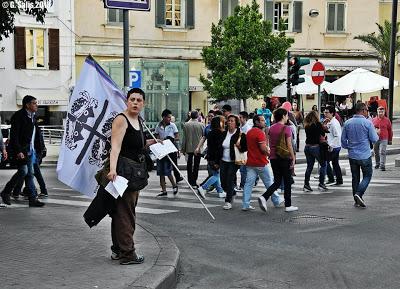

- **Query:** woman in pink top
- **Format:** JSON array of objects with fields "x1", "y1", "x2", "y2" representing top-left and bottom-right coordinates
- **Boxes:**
[{"x1": 258, "y1": 108, "x2": 298, "y2": 213}]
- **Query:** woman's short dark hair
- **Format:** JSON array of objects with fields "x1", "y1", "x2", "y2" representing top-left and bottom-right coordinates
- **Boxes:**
[
  {"x1": 127, "y1": 88, "x2": 145, "y2": 100},
  {"x1": 273, "y1": 108, "x2": 288, "y2": 122},
  {"x1": 227, "y1": 114, "x2": 240, "y2": 127}
]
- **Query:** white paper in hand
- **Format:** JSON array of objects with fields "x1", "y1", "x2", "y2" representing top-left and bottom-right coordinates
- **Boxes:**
[
  {"x1": 105, "y1": 176, "x2": 129, "y2": 199},
  {"x1": 149, "y1": 139, "x2": 178, "y2": 160}
]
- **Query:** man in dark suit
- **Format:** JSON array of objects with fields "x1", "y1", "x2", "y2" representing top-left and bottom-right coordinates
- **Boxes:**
[{"x1": 1, "y1": 95, "x2": 45, "y2": 207}]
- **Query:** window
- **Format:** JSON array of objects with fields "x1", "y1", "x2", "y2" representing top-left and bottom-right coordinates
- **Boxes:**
[
  {"x1": 14, "y1": 27, "x2": 59, "y2": 70},
  {"x1": 273, "y1": 2, "x2": 290, "y2": 31},
  {"x1": 107, "y1": 9, "x2": 123, "y2": 25},
  {"x1": 155, "y1": 0, "x2": 194, "y2": 29},
  {"x1": 25, "y1": 28, "x2": 45, "y2": 68},
  {"x1": 327, "y1": 2, "x2": 345, "y2": 33},
  {"x1": 166, "y1": 0, "x2": 183, "y2": 27},
  {"x1": 221, "y1": 0, "x2": 239, "y2": 21},
  {"x1": 265, "y1": 1, "x2": 302, "y2": 33}
]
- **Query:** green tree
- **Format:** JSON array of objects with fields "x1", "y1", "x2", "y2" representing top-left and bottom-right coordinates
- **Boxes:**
[
  {"x1": 200, "y1": 0, "x2": 293, "y2": 110},
  {"x1": 0, "y1": 0, "x2": 48, "y2": 41},
  {"x1": 354, "y1": 20, "x2": 400, "y2": 100}
]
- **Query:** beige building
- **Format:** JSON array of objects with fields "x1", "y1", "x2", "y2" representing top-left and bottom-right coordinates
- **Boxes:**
[
  {"x1": 74, "y1": 0, "x2": 397, "y2": 123},
  {"x1": 379, "y1": 0, "x2": 400, "y2": 114}
]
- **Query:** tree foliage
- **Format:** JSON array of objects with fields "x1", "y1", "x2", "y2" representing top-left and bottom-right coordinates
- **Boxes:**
[
  {"x1": 354, "y1": 20, "x2": 400, "y2": 78},
  {"x1": 200, "y1": 0, "x2": 293, "y2": 106},
  {"x1": 0, "y1": 0, "x2": 48, "y2": 41}
]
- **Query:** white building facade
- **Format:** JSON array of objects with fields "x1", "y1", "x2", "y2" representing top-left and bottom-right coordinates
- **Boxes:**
[{"x1": 0, "y1": 0, "x2": 75, "y2": 125}]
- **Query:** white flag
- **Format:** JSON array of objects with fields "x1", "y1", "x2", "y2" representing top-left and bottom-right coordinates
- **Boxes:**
[{"x1": 57, "y1": 56, "x2": 126, "y2": 198}]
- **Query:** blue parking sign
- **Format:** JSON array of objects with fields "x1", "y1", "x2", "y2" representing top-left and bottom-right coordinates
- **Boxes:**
[{"x1": 129, "y1": 70, "x2": 141, "y2": 88}]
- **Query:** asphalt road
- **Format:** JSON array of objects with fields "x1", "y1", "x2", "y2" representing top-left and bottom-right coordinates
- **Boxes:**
[{"x1": 1, "y1": 154, "x2": 400, "y2": 289}]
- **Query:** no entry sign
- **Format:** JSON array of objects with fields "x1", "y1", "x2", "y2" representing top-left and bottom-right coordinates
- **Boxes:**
[{"x1": 311, "y1": 61, "x2": 325, "y2": 85}]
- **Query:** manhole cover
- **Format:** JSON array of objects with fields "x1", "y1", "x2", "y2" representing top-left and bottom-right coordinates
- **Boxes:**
[{"x1": 274, "y1": 215, "x2": 345, "y2": 224}]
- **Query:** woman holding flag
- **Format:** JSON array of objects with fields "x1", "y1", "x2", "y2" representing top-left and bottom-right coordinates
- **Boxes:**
[{"x1": 107, "y1": 88, "x2": 156, "y2": 265}]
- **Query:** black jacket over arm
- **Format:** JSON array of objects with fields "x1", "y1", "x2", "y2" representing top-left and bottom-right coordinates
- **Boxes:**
[
  {"x1": 9, "y1": 109, "x2": 45, "y2": 161},
  {"x1": 206, "y1": 130, "x2": 224, "y2": 165}
]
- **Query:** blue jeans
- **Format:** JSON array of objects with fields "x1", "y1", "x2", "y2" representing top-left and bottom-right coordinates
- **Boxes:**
[
  {"x1": 239, "y1": 165, "x2": 247, "y2": 188},
  {"x1": 304, "y1": 145, "x2": 327, "y2": 186},
  {"x1": 326, "y1": 147, "x2": 343, "y2": 183},
  {"x1": 3, "y1": 151, "x2": 36, "y2": 199},
  {"x1": 201, "y1": 168, "x2": 223, "y2": 193},
  {"x1": 243, "y1": 165, "x2": 281, "y2": 209},
  {"x1": 13, "y1": 162, "x2": 47, "y2": 196},
  {"x1": 349, "y1": 157, "x2": 373, "y2": 197}
]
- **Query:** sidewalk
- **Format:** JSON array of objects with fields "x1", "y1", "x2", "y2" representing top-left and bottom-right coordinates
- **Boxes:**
[{"x1": 0, "y1": 205, "x2": 179, "y2": 289}]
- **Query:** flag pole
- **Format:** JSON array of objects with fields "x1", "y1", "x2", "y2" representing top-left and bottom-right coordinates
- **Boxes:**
[{"x1": 141, "y1": 121, "x2": 216, "y2": 221}]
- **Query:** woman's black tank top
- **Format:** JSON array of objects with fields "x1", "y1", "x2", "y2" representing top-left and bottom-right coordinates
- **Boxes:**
[{"x1": 118, "y1": 113, "x2": 145, "y2": 161}]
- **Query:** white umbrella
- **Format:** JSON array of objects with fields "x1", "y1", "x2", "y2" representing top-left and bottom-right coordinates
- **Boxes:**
[
  {"x1": 271, "y1": 75, "x2": 330, "y2": 96},
  {"x1": 324, "y1": 68, "x2": 398, "y2": 95},
  {"x1": 294, "y1": 75, "x2": 330, "y2": 95}
]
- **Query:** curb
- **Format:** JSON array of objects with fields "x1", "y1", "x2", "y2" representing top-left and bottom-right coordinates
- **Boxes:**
[
  {"x1": 42, "y1": 147, "x2": 400, "y2": 169},
  {"x1": 130, "y1": 221, "x2": 180, "y2": 289}
]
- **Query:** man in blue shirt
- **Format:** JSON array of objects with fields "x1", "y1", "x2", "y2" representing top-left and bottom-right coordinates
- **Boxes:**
[
  {"x1": 256, "y1": 102, "x2": 272, "y2": 127},
  {"x1": 341, "y1": 102, "x2": 378, "y2": 208}
]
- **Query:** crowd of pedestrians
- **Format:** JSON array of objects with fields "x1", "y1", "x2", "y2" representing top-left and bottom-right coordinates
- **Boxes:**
[
  {"x1": 157, "y1": 99, "x2": 392, "y2": 212},
  {"x1": 1, "y1": 96, "x2": 393, "y2": 213}
]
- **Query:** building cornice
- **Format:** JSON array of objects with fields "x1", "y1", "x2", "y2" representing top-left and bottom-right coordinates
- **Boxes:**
[
  {"x1": 288, "y1": 49, "x2": 379, "y2": 59},
  {"x1": 76, "y1": 39, "x2": 209, "y2": 60}
]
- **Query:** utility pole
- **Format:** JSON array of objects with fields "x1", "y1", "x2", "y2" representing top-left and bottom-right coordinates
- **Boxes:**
[
  {"x1": 123, "y1": 9, "x2": 129, "y2": 93},
  {"x1": 287, "y1": 51, "x2": 291, "y2": 102},
  {"x1": 388, "y1": 0, "x2": 398, "y2": 123}
]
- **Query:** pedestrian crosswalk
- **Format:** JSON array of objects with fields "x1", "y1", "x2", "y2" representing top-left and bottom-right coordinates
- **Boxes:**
[{"x1": 2, "y1": 161, "x2": 397, "y2": 215}]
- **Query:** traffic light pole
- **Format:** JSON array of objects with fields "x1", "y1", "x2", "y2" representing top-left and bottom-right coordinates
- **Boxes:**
[
  {"x1": 388, "y1": 0, "x2": 398, "y2": 124},
  {"x1": 287, "y1": 51, "x2": 291, "y2": 101}
]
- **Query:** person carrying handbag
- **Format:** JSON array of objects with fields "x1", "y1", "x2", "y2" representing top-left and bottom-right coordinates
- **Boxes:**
[
  {"x1": 106, "y1": 88, "x2": 157, "y2": 265},
  {"x1": 258, "y1": 108, "x2": 298, "y2": 213},
  {"x1": 219, "y1": 115, "x2": 247, "y2": 210}
]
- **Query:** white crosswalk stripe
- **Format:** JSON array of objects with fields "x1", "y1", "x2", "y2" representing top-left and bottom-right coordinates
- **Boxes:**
[{"x1": 2, "y1": 162, "x2": 396, "y2": 214}]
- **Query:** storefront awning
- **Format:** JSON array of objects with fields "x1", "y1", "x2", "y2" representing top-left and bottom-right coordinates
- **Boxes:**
[
  {"x1": 319, "y1": 58, "x2": 380, "y2": 72},
  {"x1": 16, "y1": 86, "x2": 69, "y2": 106},
  {"x1": 189, "y1": 77, "x2": 204, "y2": 92},
  {"x1": 273, "y1": 58, "x2": 380, "y2": 80}
]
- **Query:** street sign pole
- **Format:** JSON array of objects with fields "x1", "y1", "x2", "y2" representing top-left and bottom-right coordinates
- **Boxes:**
[
  {"x1": 318, "y1": 84, "x2": 321, "y2": 118},
  {"x1": 123, "y1": 9, "x2": 129, "y2": 93}
]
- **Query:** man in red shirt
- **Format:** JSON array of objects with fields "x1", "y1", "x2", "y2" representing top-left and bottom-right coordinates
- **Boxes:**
[
  {"x1": 241, "y1": 115, "x2": 283, "y2": 211},
  {"x1": 372, "y1": 106, "x2": 393, "y2": 171}
]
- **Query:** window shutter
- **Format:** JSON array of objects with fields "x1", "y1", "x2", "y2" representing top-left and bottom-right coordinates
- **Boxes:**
[
  {"x1": 327, "y1": 3, "x2": 335, "y2": 32},
  {"x1": 230, "y1": 0, "x2": 238, "y2": 15},
  {"x1": 48, "y1": 29, "x2": 59, "y2": 70},
  {"x1": 155, "y1": 0, "x2": 165, "y2": 27},
  {"x1": 186, "y1": 0, "x2": 194, "y2": 29},
  {"x1": 264, "y1": 0, "x2": 273, "y2": 24},
  {"x1": 221, "y1": 0, "x2": 229, "y2": 21},
  {"x1": 14, "y1": 27, "x2": 26, "y2": 69},
  {"x1": 337, "y1": 3, "x2": 345, "y2": 31},
  {"x1": 293, "y1": 1, "x2": 302, "y2": 32}
]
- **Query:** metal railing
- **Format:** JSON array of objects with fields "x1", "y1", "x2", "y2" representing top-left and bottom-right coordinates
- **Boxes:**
[{"x1": 39, "y1": 126, "x2": 64, "y2": 144}]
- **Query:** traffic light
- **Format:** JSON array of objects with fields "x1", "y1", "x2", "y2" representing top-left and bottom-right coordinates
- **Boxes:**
[{"x1": 288, "y1": 57, "x2": 310, "y2": 86}]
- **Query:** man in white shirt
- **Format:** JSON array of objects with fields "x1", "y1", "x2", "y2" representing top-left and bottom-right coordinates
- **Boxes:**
[
  {"x1": 154, "y1": 109, "x2": 179, "y2": 197},
  {"x1": 323, "y1": 105, "x2": 343, "y2": 185}
]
